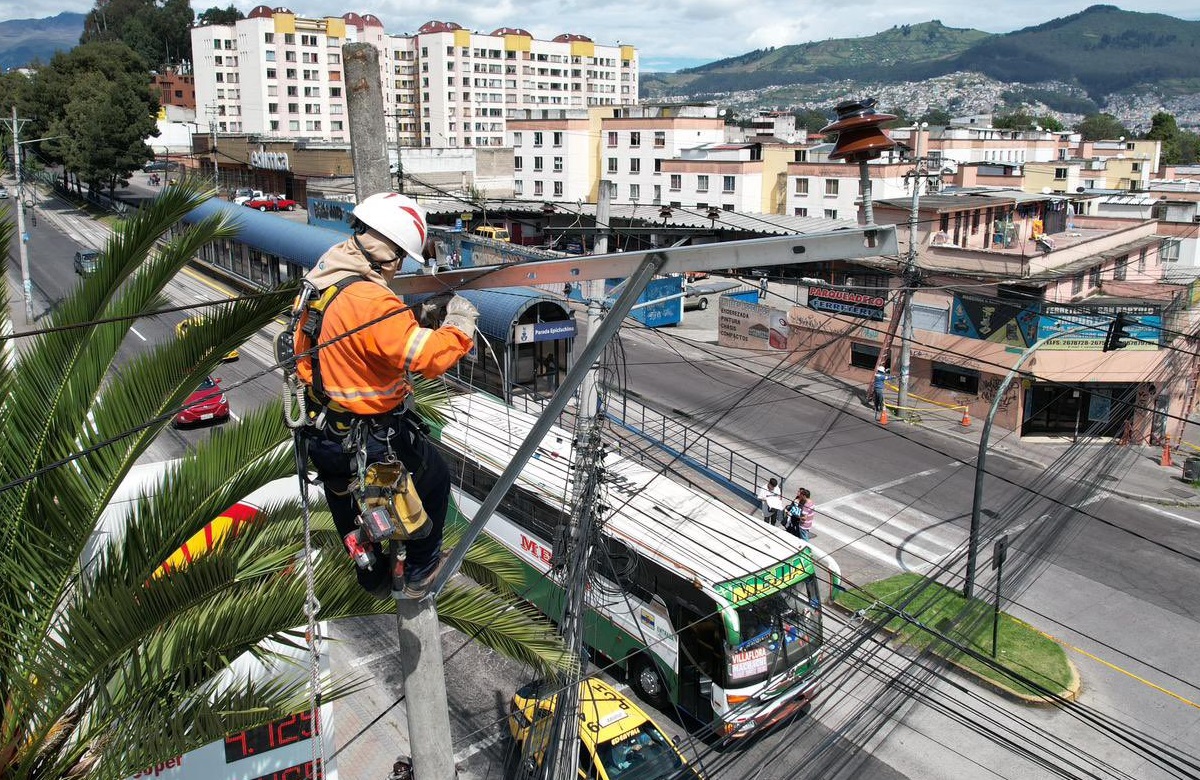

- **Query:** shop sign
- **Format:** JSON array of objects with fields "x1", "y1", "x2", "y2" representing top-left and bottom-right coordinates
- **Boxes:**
[
  {"x1": 806, "y1": 285, "x2": 885, "y2": 321},
  {"x1": 250, "y1": 151, "x2": 290, "y2": 171},
  {"x1": 1038, "y1": 303, "x2": 1161, "y2": 351}
]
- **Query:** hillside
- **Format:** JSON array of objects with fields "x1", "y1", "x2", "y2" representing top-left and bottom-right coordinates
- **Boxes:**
[
  {"x1": 643, "y1": 5, "x2": 1200, "y2": 104},
  {"x1": 643, "y1": 21, "x2": 988, "y2": 97},
  {"x1": 0, "y1": 12, "x2": 84, "y2": 70}
]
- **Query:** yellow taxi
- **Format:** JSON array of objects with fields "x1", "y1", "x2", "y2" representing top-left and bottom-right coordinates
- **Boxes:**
[
  {"x1": 175, "y1": 317, "x2": 240, "y2": 362},
  {"x1": 474, "y1": 225, "x2": 511, "y2": 242},
  {"x1": 507, "y1": 677, "x2": 702, "y2": 779}
]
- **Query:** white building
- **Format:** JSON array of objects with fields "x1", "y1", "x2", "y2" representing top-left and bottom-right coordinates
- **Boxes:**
[{"x1": 190, "y1": 9, "x2": 636, "y2": 149}]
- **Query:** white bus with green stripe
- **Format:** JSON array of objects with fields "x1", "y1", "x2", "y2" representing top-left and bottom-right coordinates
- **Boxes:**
[{"x1": 435, "y1": 390, "x2": 840, "y2": 738}]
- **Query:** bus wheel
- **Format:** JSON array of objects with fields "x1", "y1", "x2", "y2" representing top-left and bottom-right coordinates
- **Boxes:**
[{"x1": 629, "y1": 655, "x2": 669, "y2": 710}]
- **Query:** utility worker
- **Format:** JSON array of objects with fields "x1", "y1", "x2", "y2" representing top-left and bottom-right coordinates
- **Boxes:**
[{"x1": 292, "y1": 192, "x2": 478, "y2": 599}]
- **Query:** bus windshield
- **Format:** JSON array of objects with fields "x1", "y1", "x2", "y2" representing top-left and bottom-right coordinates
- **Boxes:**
[{"x1": 726, "y1": 579, "x2": 821, "y2": 688}]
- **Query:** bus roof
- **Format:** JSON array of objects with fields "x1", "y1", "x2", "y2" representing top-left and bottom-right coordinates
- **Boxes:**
[{"x1": 440, "y1": 392, "x2": 821, "y2": 603}]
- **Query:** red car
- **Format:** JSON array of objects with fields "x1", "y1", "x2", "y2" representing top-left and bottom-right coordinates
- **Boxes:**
[
  {"x1": 244, "y1": 195, "x2": 298, "y2": 212},
  {"x1": 174, "y1": 376, "x2": 230, "y2": 427}
]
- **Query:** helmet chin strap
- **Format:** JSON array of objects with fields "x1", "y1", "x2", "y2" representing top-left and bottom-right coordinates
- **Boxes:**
[{"x1": 352, "y1": 231, "x2": 394, "y2": 273}]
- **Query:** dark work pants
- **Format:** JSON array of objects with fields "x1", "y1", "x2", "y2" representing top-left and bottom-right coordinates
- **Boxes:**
[{"x1": 305, "y1": 413, "x2": 449, "y2": 593}]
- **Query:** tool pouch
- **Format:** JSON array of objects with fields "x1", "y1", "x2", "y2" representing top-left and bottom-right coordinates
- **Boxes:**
[{"x1": 357, "y1": 461, "x2": 430, "y2": 540}]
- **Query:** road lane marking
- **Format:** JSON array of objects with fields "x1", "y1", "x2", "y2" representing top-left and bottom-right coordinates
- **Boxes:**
[
  {"x1": 347, "y1": 647, "x2": 400, "y2": 668},
  {"x1": 129, "y1": 327, "x2": 147, "y2": 342},
  {"x1": 454, "y1": 732, "x2": 503, "y2": 763},
  {"x1": 1074, "y1": 491, "x2": 1109, "y2": 508},
  {"x1": 823, "y1": 461, "x2": 964, "y2": 508},
  {"x1": 1137, "y1": 503, "x2": 1200, "y2": 528},
  {"x1": 230, "y1": 412, "x2": 241, "y2": 422}
]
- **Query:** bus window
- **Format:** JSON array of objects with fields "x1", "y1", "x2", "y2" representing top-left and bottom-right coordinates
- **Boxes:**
[{"x1": 727, "y1": 587, "x2": 820, "y2": 688}]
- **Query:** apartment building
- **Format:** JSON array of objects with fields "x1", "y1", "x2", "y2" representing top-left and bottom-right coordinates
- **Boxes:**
[
  {"x1": 191, "y1": 10, "x2": 636, "y2": 148},
  {"x1": 508, "y1": 104, "x2": 727, "y2": 206},
  {"x1": 889, "y1": 125, "x2": 1072, "y2": 168},
  {"x1": 154, "y1": 67, "x2": 196, "y2": 110},
  {"x1": 1069, "y1": 139, "x2": 1161, "y2": 190},
  {"x1": 786, "y1": 147, "x2": 922, "y2": 223}
]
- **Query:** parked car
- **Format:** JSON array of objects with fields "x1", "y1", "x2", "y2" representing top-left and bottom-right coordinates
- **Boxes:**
[
  {"x1": 507, "y1": 677, "x2": 701, "y2": 780},
  {"x1": 683, "y1": 284, "x2": 710, "y2": 311},
  {"x1": 244, "y1": 195, "x2": 298, "y2": 212},
  {"x1": 233, "y1": 188, "x2": 264, "y2": 205},
  {"x1": 173, "y1": 376, "x2": 230, "y2": 427},
  {"x1": 73, "y1": 249, "x2": 100, "y2": 276},
  {"x1": 0, "y1": 185, "x2": 9, "y2": 199},
  {"x1": 474, "y1": 225, "x2": 510, "y2": 242}
]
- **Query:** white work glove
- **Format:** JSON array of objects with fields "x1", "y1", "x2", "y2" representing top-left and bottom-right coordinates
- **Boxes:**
[
  {"x1": 441, "y1": 294, "x2": 478, "y2": 336},
  {"x1": 418, "y1": 293, "x2": 452, "y2": 328}
]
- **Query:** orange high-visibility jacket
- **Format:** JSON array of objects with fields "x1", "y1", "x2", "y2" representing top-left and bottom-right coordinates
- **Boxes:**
[{"x1": 295, "y1": 280, "x2": 473, "y2": 415}]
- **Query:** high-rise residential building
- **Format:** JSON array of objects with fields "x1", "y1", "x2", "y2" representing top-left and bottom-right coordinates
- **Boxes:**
[{"x1": 190, "y1": 9, "x2": 636, "y2": 148}]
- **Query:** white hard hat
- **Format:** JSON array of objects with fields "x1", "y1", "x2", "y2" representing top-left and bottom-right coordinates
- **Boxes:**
[{"x1": 352, "y1": 193, "x2": 428, "y2": 260}]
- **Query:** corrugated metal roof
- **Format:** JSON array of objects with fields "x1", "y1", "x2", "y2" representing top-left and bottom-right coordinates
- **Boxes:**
[
  {"x1": 183, "y1": 198, "x2": 345, "y2": 268},
  {"x1": 460, "y1": 288, "x2": 570, "y2": 341}
]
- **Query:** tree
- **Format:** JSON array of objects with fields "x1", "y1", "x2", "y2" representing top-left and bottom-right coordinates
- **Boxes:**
[
  {"x1": 1145, "y1": 111, "x2": 1182, "y2": 165},
  {"x1": 918, "y1": 108, "x2": 952, "y2": 126},
  {"x1": 1074, "y1": 112, "x2": 1128, "y2": 141},
  {"x1": 24, "y1": 42, "x2": 158, "y2": 197},
  {"x1": 0, "y1": 184, "x2": 573, "y2": 780},
  {"x1": 198, "y1": 4, "x2": 246, "y2": 26},
  {"x1": 793, "y1": 108, "x2": 831, "y2": 136},
  {"x1": 1038, "y1": 115, "x2": 1065, "y2": 132},
  {"x1": 993, "y1": 111, "x2": 1036, "y2": 131},
  {"x1": 81, "y1": 0, "x2": 194, "y2": 68}
]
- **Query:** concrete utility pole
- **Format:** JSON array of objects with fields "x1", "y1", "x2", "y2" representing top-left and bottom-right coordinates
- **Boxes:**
[
  {"x1": 207, "y1": 101, "x2": 220, "y2": 194},
  {"x1": 7, "y1": 106, "x2": 33, "y2": 323},
  {"x1": 896, "y1": 124, "x2": 927, "y2": 415},
  {"x1": 342, "y1": 41, "x2": 456, "y2": 780},
  {"x1": 344, "y1": 43, "x2": 391, "y2": 201}
]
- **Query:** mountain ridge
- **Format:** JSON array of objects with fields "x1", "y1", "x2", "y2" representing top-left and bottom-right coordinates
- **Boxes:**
[{"x1": 0, "y1": 12, "x2": 85, "y2": 70}]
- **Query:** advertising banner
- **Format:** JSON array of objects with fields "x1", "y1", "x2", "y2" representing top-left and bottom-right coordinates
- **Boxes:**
[
  {"x1": 1038, "y1": 303, "x2": 1161, "y2": 351},
  {"x1": 718, "y1": 297, "x2": 789, "y2": 351},
  {"x1": 806, "y1": 285, "x2": 886, "y2": 321},
  {"x1": 949, "y1": 294, "x2": 1040, "y2": 347}
]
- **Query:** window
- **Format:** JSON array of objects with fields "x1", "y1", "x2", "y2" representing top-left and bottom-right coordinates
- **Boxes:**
[
  {"x1": 697, "y1": 175, "x2": 709, "y2": 192},
  {"x1": 264, "y1": 33, "x2": 274, "y2": 43},
  {"x1": 629, "y1": 158, "x2": 640, "y2": 174},
  {"x1": 1113, "y1": 255, "x2": 1127, "y2": 281},
  {"x1": 607, "y1": 131, "x2": 618, "y2": 147},
  {"x1": 1132, "y1": 162, "x2": 1142, "y2": 173},
  {"x1": 534, "y1": 180, "x2": 544, "y2": 196},
  {"x1": 553, "y1": 131, "x2": 563, "y2": 146},
  {"x1": 794, "y1": 207, "x2": 808, "y2": 216},
  {"x1": 824, "y1": 209, "x2": 838, "y2": 219},
  {"x1": 723, "y1": 176, "x2": 735, "y2": 193},
  {"x1": 553, "y1": 181, "x2": 563, "y2": 197},
  {"x1": 931, "y1": 363, "x2": 980, "y2": 394},
  {"x1": 267, "y1": 102, "x2": 278, "y2": 113},
  {"x1": 533, "y1": 156, "x2": 543, "y2": 172},
  {"x1": 630, "y1": 131, "x2": 640, "y2": 147},
  {"x1": 850, "y1": 342, "x2": 880, "y2": 369},
  {"x1": 1089, "y1": 265, "x2": 1101, "y2": 288},
  {"x1": 1054, "y1": 167, "x2": 1068, "y2": 180},
  {"x1": 329, "y1": 53, "x2": 340, "y2": 64},
  {"x1": 629, "y1": 183, "x2": 640, "y2": 201},
  {"x1": 607, "y1": 157, "x2": 618, "y2": 174},
  {"x1": 553, "y1": 156, "x2": 563, "y2": 172},
  {"x1": 669, "y1": 174, "x2": 681, "y2": 191},
  {"x1": 654, "y1": 131, "x2": 665, "y2": 148},
  {"x1": 285, "y1": 51, "x2": 296, "y2": 62},
  {"x1": 514, "y1": 180, "x2": 524, "y2": 195},
  {"x1": 795, "y1": 178, "x2": 809, "y2": 195},
  {"x1": 533, "y1": 131, "x2": 543, "y2": 146},
  {"x1": 513, "y1": 156, "x2": 523, "y2": 171},
  {"x1": 1138, "y1": 248, "x2": 1148, "y2": 273},
  {"x1": 284, "y1": 33, "x2": 294, "y2": 44},
  {"x1": 512, "y1": 131, "x2": 523, "y2": 145},
  {"x1": 825, "y1": 179, "x2": 839, "y2": 196},
  {"x1": 1072, "y1": 272, "x2": 1084, "y2": 294},
  {"x1": 266, "y1": 68, "x2": 276, "y2": 79}
]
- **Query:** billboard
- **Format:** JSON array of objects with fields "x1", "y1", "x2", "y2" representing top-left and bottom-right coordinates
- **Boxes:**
[
  {"x1": 718, "y1": 297, "x2": 790, "y2": 351},
  {"x1": 1038, "y1": 303, "x2": 1161, "y2": 351},
  {"x1": 949, "y1": 294, "x2": 1040, "y2": 348},
  {"x1": 806, "y1": 285, "x2": 886, "y2": 321}
]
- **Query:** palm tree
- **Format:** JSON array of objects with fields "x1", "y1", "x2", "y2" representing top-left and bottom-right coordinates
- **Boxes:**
[{"x1": 0, "y1": 186, "x2": 573, "y2": 780}]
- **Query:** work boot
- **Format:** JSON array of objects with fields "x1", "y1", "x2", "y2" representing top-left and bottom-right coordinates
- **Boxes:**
[{"x1": 399, "y1": 550, "x2": 450, "y2": 600}]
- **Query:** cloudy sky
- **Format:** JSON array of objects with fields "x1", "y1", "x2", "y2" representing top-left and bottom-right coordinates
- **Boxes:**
[{"x1": 6, "y1": 0, "x2": 1200, "y2": 70}]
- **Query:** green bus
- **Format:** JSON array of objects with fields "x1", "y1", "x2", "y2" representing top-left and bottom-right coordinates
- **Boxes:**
[{"x1": 436, "y1": 390, "x2": 840, "y2": 738}]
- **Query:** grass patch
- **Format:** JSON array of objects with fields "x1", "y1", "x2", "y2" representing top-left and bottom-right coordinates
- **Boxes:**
[{"x1": 835, "y1": 573, "x2": 1073, "y2": 698}]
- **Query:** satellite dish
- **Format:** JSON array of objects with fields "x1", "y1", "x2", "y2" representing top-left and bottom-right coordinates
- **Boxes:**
[
  {"x1": 1041, "y1": 187, "x2": 1052, "y2": 194},
  {"x1": 1076, "y1": 186, "x2": 1086, "y2": 193}
]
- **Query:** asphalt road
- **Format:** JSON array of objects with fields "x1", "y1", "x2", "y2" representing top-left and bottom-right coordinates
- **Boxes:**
[{"x1": 6, "y1": 193, "x2": 1199, "y2": 779}]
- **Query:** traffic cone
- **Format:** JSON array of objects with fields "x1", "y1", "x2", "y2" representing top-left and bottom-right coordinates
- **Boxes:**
[
  {"x1": 1161, "y1": 441, "x2": 1174, "y2": 468},
  {"x1": 961, "y1": 407, "x2": 972, "y2": 427},
  {"x1": 879, "y1": 407, "x2": 889, "y2": 425}
]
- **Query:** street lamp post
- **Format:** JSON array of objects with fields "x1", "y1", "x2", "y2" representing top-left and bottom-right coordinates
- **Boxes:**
[{"x1": 963, "y1": 324, "x2": 1090, "y2": 600}]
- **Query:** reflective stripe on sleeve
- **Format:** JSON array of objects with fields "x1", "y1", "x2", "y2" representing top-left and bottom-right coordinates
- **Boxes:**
[{"x1": 402, "y1": 327, "x2": 433, "y2": 373}]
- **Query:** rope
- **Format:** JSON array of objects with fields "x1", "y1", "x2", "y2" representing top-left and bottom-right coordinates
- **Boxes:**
[
  {"x1": 292, "y1": 435, "x2": 325, "y2": 775},
  {"x1": 883, "y1": 381, "x2": 968, "y2": 412}
]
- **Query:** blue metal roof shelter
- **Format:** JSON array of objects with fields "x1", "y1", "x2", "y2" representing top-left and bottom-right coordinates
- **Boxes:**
[{"x1": 183, "y1": 198, "x2": 343, "y2": 268}]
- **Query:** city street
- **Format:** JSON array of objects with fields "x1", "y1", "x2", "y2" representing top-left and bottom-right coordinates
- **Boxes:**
[{"x1": 4, "y1": 193, "x2": 1199, "y2": 778}]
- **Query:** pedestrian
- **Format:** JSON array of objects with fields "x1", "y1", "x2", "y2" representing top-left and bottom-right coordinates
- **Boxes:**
[
  {"x1": 796, "y1": 488, "x2": 815, "y2": 541},
  {"x1": 758, "y1": 477, "x2": 782, "y2": 525},
  {"x1": 758, "y1": 274, "x2": 769, "y2": 301},
  {"x1": 289, "y1": 192, "x2": 478, "y2": 600},
  {"x1": 872, "y1": 365, "x2": 892, "y2": 420}
]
